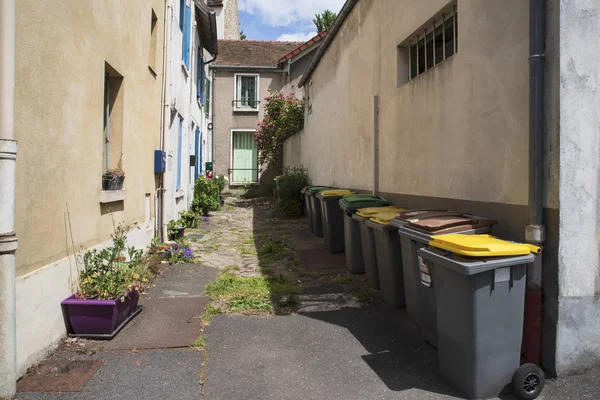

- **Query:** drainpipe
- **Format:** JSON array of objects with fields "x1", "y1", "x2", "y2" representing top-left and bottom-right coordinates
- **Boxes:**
[
  {"x1": 524, "y1": 0, "x2": 546, "y2": 366},
  {"x1": 210, "y1": 68, "x2": 216, "y2": 167},
  {"x1": 0, "y1": 0, "x2": 17, "y2": 397},
  {"x1": 160, "y1": 0, "x2": 173, "y2": 241}
]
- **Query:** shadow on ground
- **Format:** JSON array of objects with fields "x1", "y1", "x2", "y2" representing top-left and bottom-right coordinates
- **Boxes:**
[{"x1": 241, "y1": 197, "x2": 464, "y2": 398}]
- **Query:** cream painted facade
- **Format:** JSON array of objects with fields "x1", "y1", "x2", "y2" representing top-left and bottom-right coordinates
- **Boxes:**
[
  {"x1": 287, "y1": 0, "x2": 600, "y2": 377},
  {"x1": 12, "y1": 0, "x2": 166, "y2": 377}
]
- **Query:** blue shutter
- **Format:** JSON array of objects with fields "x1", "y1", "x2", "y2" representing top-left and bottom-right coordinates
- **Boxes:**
[
  {"x1": 177, "y1": 118, "x2": 183, "y2": 191},
  {"x1": 194, "y1": 126, "x2": 200, "y2": 181},
  {"x1": 182, "y1": 3, "x2": 191, "y2": 69},
  {"x1": 198, "y1": 48, "x2": 205, "y2": 104},
  {"x1": 179, "y1": 0, "x2": 185, "y2": 30}
]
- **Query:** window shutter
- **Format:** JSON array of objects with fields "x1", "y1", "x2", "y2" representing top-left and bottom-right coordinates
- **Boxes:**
[
  {"x1": 198, "y1": 48, "x2": 205, "y2": 104},
  {"x1": 205, "y1": 79, "x2": 211, "y2": 118},
  {"x1": 182, "y1": 3, "x2": 191, "y2": 69}
]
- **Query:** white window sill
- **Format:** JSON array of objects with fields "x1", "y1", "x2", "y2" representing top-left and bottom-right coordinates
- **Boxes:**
[
  {"x1": 175, "y1": 191, "x2": 185, "y2": 199},
  {"x1": 233, "y1": 108, "x2": 259, "y2": 113},
  {"x1": 230, "y1": 182, "x2": 259, "y2": 186},
  {"x1": 100, "y1": 190, "x2": 127, "y2": 204}
]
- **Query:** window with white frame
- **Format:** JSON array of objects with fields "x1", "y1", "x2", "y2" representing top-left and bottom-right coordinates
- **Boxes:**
[
  {"x1": 234, "y1": 74, "x2": 259, "y2": 111},
  {"x1": 398, "y1": 4, "x2": 457, "y2": 85}
]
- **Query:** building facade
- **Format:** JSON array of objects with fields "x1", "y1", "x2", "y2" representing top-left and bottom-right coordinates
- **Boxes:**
[
  {"x1": 207, "y1": 0, "x2": 240, "y2": 40},
  {"x1": 0, "y1": 0, "x2": 218, "y2": 396},
  {"x1": 209, "y1": 38, "x2": 323, "y2": 193},
  {"x1": 161, "y1": 0, "x2": 217, "y2": 238},
  {"x1": 287, "y1": 0, "x2": 600, "y2": 377},
  {"x1": 7, "y1": 0, "x2": 166, "y2": 388}
]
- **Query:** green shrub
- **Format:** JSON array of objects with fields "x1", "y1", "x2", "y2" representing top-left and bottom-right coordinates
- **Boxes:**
[
  {"x1": 276, "y1": 166, "x2": 308, "y2": 217},
  {"x1": 213, "y1": 175, "x2": 227, "y2": 194},
  {"x1": 179, "y1": 210, "x2": 198, "y2": 228},
  {"x1": 192, "y1": 176, "x2": 220, "y2": 215}
]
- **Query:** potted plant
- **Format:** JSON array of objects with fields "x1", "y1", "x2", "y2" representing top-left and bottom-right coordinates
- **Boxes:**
[
  {"x1": 192, "y1": 176, "x2": 220, "y2": 216},
  {"x1": 102, "y1": 153, "x2": 125, "y2": 190},
  {"x1": 61, "y1": 222, "x2": 151, "y2": 337},
  {"x1": 168, "y1": 219, "x2": 186, "y2": 240},
  {"x1": 179, "y1": 210, "x2": 198, "y2": 229}
]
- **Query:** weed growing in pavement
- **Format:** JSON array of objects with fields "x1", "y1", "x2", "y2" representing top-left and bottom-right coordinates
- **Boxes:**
[
  {"x1": 352, "y1": 284, "x2": 382, "y2": 305},
  {"x1": 192, "y1": 333, "x2": 206, "y2": 349},
  {"x1": 329, "y1": 274, "x2": 354, "y2": 285},
  {"x1": 204, "y1": 273, "x2": 300, "y2": 314},
  {"x1": 223, "y1": 265, "x2": 241, "y2": 273},
  {"x1": 201, "y1": 304, "x2": 226, "y2": 326}
]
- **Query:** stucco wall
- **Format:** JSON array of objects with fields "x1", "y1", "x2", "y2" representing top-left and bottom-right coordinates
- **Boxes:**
[
  {"x1": 14, "y1": 0, "x2": 165, "y2": 277},
  {"x1": 553, "y1": 0, "x2": 600, "y2": 376},
  {"x1": 212, "y1": 69, "x2": 284, "y2": 186},
  {"x1": 304, "y1": 0, "x2": 540, "y2": 205},
  {"x1": 223, "y1": 0, "x2": 240, "y2": 40},
  {"x1": 298, "y1": 0, "x2": 600, "y2": 376}
]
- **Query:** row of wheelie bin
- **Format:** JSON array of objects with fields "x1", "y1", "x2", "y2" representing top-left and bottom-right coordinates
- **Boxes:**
[{"x1": 301, "y1": 186, "x2": 545, "y2": 400}]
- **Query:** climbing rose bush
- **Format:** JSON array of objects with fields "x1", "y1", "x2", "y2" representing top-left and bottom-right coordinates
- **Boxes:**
[{"x1": 255, "y1": 90, "x2": 304, "y2": 165}]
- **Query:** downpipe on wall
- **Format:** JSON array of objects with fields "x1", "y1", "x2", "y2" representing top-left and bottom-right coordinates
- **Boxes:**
[
  {"x1": 524, "y1": 0, "x2": 546, "y2": 367},
  {"x1": 0, "y1": 0, "x2": 17, "y2": 397},
  {"x1": 160, "y1": 0, "x2": 173, "y2": 241}
]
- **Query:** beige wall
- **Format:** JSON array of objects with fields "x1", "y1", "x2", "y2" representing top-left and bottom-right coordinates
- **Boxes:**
[
  {"x1": 302, "y1": 0, "x2": 558, "y2": 210},
  {"x1": 14, "y1": 0, "x2": 164, "y2": 276},
  {"x1": 212, "y1": 69, "x2": 284, "y2": 183}
]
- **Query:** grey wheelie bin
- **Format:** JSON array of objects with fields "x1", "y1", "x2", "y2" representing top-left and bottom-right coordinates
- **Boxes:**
[
  {"x1": 390, "y1": 211, "x2": 497, "y2": 347},
  {"x1": 316, "y1": 189, "x2": 354, "y2": 253},
  {"x1": 418, "y1": 235, "x2": 544, "y2": 400},
  {"x1": 364, "y1": 211, "x2": 404, "y2": 307},
  {"x1": 352, "y1": 207, "x2": 404, "y2": 287},
  {"x1": 305, "y1": 187, "x2": 334, "y2": 237},
  {"x1": 339, "y1": 195, "x2": 389, "y2": 272},
  {"x1": 302, "y1": 186, "x2": 331, "y2": 233}
]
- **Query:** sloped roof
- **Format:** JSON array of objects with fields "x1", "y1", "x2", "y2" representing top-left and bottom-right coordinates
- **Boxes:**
[
  {"x1": 207, "y1": 0, "x2": 223, "y2": 6},
  {"x1": 278, "y1": 31, "x2": 328, "y2": 64},
  {"x1": 193, "y1": 0, "x2": 218, "y2": 55},
  {"x1": 212, "y1": 40, "x2": 303, "y2": 67}
]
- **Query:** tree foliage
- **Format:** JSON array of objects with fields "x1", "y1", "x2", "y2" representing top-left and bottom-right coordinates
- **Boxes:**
[
  {"x1": 313, "y1": 10, "x2": 337, "y2": 33},
  {"x1": 255, "y1": 90, "x2": 304, "y2": 166}
]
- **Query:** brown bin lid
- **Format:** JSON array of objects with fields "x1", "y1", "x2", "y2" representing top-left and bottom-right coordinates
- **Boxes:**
[
  {"x1": 396, "y1": 210, "x2": 462, "y2": 224},
  {"x1": 408, "y1": 216, "x2": 498, "y2": 234}
]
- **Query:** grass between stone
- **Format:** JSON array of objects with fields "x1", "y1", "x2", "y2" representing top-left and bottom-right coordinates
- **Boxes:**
[{"x1": 204, "y1": 273, "x2": 300, "y2": 314}]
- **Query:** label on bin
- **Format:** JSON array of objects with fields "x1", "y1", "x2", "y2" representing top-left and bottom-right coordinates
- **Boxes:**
[{"x1": 418, "y1": 256, "x2": 432, "y2": 287}]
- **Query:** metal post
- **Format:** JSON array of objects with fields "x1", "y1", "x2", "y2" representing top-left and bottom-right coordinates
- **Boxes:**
[
  {"x1": 0, "y1": 0, "x2": 18, "y2": 397},
  {"x1": 373, "y1": 95, "x2": 379, "y2": 195}
]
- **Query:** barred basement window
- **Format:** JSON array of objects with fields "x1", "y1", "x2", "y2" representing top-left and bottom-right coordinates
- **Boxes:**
[{"x1": 399, "y1": 4, "x2": 458, "y2": 85}]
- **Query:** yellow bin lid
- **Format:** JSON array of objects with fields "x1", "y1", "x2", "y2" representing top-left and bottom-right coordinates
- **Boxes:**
[
  {"x1": 429, "y1": 234, "x2": 542, "y2": 257},
  {"x1": 356, "y1": 206, "x2": 404, "y2": 218},
  {"x1": 369, "y1": 211, "x2": 403, "y2": 225},
  {"x1": 320, "y1": 189, "x2": 354, "y2": 197}
]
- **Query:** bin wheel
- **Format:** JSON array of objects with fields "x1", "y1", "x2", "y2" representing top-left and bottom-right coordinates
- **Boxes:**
[{"x1": 513, "y1": 363, "x2": 545, "y2": 399}]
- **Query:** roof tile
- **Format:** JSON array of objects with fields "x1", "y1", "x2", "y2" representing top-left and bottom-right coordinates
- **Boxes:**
[{"x1": 213, "y1": 40, "x2": 303, "y2": 67}]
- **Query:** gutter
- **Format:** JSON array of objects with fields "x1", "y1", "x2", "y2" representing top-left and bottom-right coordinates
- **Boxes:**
[
  {"x1": 0, "y1": 0, "x2": 17, "y2": 397},
  {"x1": 210, "y1": 65, "x2": 283, "y2": 71},
  {"x1": 523, "y1": 0, "x2": 546, "y2": 367},
  {"x1": 298, "y1": 0, "x2": 358, "y2": 88},
  {"x1": 160, "y1": 0, "x2": 173, "y2": 241}
]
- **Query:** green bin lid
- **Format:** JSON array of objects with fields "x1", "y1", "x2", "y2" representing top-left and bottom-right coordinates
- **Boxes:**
[
  {"x1": 306, "y1": 186, "x2": 335, "y2": 194},
  {"x1": 339, "y1": 195, "x2": 389, "y2": 211}
]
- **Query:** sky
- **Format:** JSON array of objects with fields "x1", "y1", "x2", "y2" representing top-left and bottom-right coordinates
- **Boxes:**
[{"x1": 238, "y1": 0, "x2": 346, "y2": 42}]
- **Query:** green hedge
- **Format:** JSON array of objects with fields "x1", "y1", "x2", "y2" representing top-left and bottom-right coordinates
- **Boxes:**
[{"x1": 276, "y1": 166, "x2": 308, "y2": 217}]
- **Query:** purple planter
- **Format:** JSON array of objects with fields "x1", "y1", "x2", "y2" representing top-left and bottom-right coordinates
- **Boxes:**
[{"x1": 61, "y1": 289, "x2": 140, "y2": 335}]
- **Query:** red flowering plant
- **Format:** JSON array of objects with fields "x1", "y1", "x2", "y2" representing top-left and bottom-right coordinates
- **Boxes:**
[{"x1": 255, "y1": 90, "x2": 305, "y2": 165}]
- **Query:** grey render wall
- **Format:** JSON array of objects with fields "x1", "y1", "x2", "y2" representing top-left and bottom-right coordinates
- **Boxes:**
[
  {"x1": 293, "y1": 0, "x2": 600, "y2": 376},
  {"x1": 552, "y1": 0, "x2": 600, "y2": 377},
  {"x1": 212, "y1": 69, "x2": 285, "y2": 188}
]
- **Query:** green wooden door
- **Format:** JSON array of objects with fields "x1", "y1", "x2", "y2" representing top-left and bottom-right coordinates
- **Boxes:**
[{"x1": 232, "y1": 131, "x2": 258, "y2": 183}]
